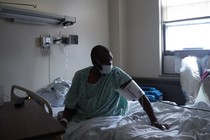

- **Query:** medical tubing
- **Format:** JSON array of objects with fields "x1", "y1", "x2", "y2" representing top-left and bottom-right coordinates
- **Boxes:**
[{"x1": 159, "y1": 100, "x2": 210, "y2": 113}]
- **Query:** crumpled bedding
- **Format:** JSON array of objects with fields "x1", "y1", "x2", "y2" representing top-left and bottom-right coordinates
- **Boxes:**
[
  {"x1": 63, "y1": 101, "x2": 210, "y2": 140},
  {"x1": 36, "y1": 77, "x2": 71, "y2": 107}
]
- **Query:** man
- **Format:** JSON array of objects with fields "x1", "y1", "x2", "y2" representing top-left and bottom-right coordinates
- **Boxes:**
[{"x1": 60, "y1": 45, "x2": 169, "y2": 130}]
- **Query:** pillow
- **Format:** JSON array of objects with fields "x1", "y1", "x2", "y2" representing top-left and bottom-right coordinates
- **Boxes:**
[
  {"x1": 195, "y1": 83, "x2": 210, "y2": 104},
  {"x1": 37, "y1": 78, "x2": 71, "y2": 107},
  {"x1": 180, "y1": 56, "x2": 202, "y2": 103}
]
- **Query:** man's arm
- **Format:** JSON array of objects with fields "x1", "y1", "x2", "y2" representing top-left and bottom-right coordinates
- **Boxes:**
[
  {"x1": 60, "y1": 107, "x2": 76, "y2": 128},
  {"x1": 119, "y1": 79, "x2": 169, "y2": 130},
  {"x1": 138, "y1": 95, "x2": 169, "y2": 130},
  {"x1": 138, "y1": 95, "x2": 157, "y2": 123}
]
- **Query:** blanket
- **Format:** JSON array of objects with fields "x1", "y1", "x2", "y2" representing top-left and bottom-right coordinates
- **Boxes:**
[{"x1": 63, "y1": 101, "x2": 210, "y2": 140}]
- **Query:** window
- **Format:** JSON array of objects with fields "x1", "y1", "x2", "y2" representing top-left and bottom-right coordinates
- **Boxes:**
[{"x1": 161, "y1": 0, "x2": 210, "y2": 74}]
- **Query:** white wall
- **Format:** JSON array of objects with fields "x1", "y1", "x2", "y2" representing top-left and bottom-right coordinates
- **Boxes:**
[
  {"x1": 0, "y1": 0, "x2": 109, "y2": 101},
  {"x1": 109, "y1": 0, "x2": 161, "y2": 77},
  {"x1": 0, "y1": 0, "x2": 163, "y2": 102},
  {"x1": 108, "y1": 0, "x2": 128, "y2": 69},
  {"x1": 126, "y1": 0, "x2": 161, "y2": 77}
]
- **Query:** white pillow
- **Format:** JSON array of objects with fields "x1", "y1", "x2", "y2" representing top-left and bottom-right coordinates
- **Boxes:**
[
  {"x1": 196, "y1": 83, "x2": 210, "y2": 104},
  {"x1": 180, "y1": 56, "x2": 202, "y2": 103}
]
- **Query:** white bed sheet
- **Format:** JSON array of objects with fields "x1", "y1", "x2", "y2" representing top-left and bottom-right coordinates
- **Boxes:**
[
  {"x1": 63, "y1": 101, "x2": 210, "y2": 140},
  {"x1": 52, "y1": 106, "x2": 64, "y2": 118}
]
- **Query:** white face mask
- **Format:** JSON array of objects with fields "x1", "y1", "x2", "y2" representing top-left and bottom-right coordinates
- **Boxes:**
[{"x1": 100, "y1": 65, "x2": 113, "y2": 74}]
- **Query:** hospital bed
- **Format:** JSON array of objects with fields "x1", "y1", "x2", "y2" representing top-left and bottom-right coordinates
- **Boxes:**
[{"x1": 39, "y1": 56, "x2": 210, "y2": 140}]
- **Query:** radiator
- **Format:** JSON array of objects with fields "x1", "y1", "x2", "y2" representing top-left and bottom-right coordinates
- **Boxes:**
[{"x1": 133, "y1": 77, "x2": 186, "y2": 105}]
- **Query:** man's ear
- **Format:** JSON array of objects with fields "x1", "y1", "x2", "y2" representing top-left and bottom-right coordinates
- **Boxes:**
[{"x1": 93, "y1": 59, "x2": 102, "y2": 70}]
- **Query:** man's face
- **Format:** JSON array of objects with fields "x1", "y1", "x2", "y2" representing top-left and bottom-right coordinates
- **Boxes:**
[
  {"x1": 94, "y1": 50, "x2": 113, "y2": 74},
  {"x1": 98, "y1": 51, "x2": 113, "y2": 66}
]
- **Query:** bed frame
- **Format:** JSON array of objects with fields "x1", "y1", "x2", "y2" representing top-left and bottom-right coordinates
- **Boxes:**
[{"x1": 133, "y1": 77, "x2": 186, "y2": 105}]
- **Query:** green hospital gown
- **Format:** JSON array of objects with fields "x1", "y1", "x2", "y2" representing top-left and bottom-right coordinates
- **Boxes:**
[{"x1": 64, "y1": 66, "x2": 131, "y2": 122}]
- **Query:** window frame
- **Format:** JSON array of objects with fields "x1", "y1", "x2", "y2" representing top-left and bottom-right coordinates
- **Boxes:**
[
  {"x1": 161, "y1": 0, "x2": 210, "y2": 75},
  {"x1": 163, "y1": 16, "x2": 210, "y2": 56},
  {"x1": 161, "y1": 16, "x2": 210, "y2": 74}
]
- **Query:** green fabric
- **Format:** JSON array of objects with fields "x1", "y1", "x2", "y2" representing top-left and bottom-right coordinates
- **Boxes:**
[{"x1": 64, "y1": 66, "x2": 131, "y2": 122}]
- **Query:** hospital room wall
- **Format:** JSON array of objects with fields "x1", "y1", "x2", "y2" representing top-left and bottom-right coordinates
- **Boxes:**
[
  {"x1": 126, "y1": 0, "x2": 161, "y2": 78},
  {"x1": 109, "y1": 0, "x2": 161, "y2": 78},
  {"x1": 0, "y1": 0, "x2": 161, "y2": 101},
  {"x1": 0, "y1": 0, "x2": 109, "y2": 101}
]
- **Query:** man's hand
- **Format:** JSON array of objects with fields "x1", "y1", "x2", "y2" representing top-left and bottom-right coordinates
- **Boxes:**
[
  {"x1": 152, "y1": 122, "x2": 170, "y2": 130},
  {"x1": 60, "y1": 118, "x2": 68, "y2": 128}
]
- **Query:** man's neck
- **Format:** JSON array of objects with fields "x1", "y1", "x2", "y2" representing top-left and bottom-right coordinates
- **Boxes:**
[{"x1": 87, "y1": 67, "x2": 101, "y2": 84}]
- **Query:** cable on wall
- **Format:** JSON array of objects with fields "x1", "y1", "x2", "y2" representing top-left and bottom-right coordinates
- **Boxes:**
[{"x1": 49, "y1": 48, "x2": 51, "y2": 84}]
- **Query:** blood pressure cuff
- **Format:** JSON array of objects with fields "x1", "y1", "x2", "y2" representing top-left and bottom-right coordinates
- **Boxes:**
[
  {"x1": 116, "y1": 80, "x2": 145, "y2": 101},
  {"x1": 141, "y1": 87, "x2": 163, "y2": 102}
]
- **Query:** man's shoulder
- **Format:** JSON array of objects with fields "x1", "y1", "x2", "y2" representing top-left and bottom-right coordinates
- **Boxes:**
[
  {"x1": 112, "y1": 66, "x2": 131, "y2": 78},
  {"x1": 112, "y1": 66, "x2": 124, "y2": 73},
  {"x1": 75, "y1": 66, "x2": 91, "y2": 74}
]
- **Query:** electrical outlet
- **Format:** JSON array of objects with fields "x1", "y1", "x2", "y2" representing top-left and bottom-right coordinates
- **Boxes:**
[{"x1": 40, "y1": 36, "x2": 51, "y2": 48}]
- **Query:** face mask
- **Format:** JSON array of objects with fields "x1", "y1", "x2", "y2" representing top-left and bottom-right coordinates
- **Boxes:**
[{"x1": 100, "y1": 65, "x2": 113, "y2": 74}]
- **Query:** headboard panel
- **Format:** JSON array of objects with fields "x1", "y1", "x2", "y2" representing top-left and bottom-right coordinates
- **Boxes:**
[{"x1": 133, "y1": 77, "x2": 186, "y2": 105}]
